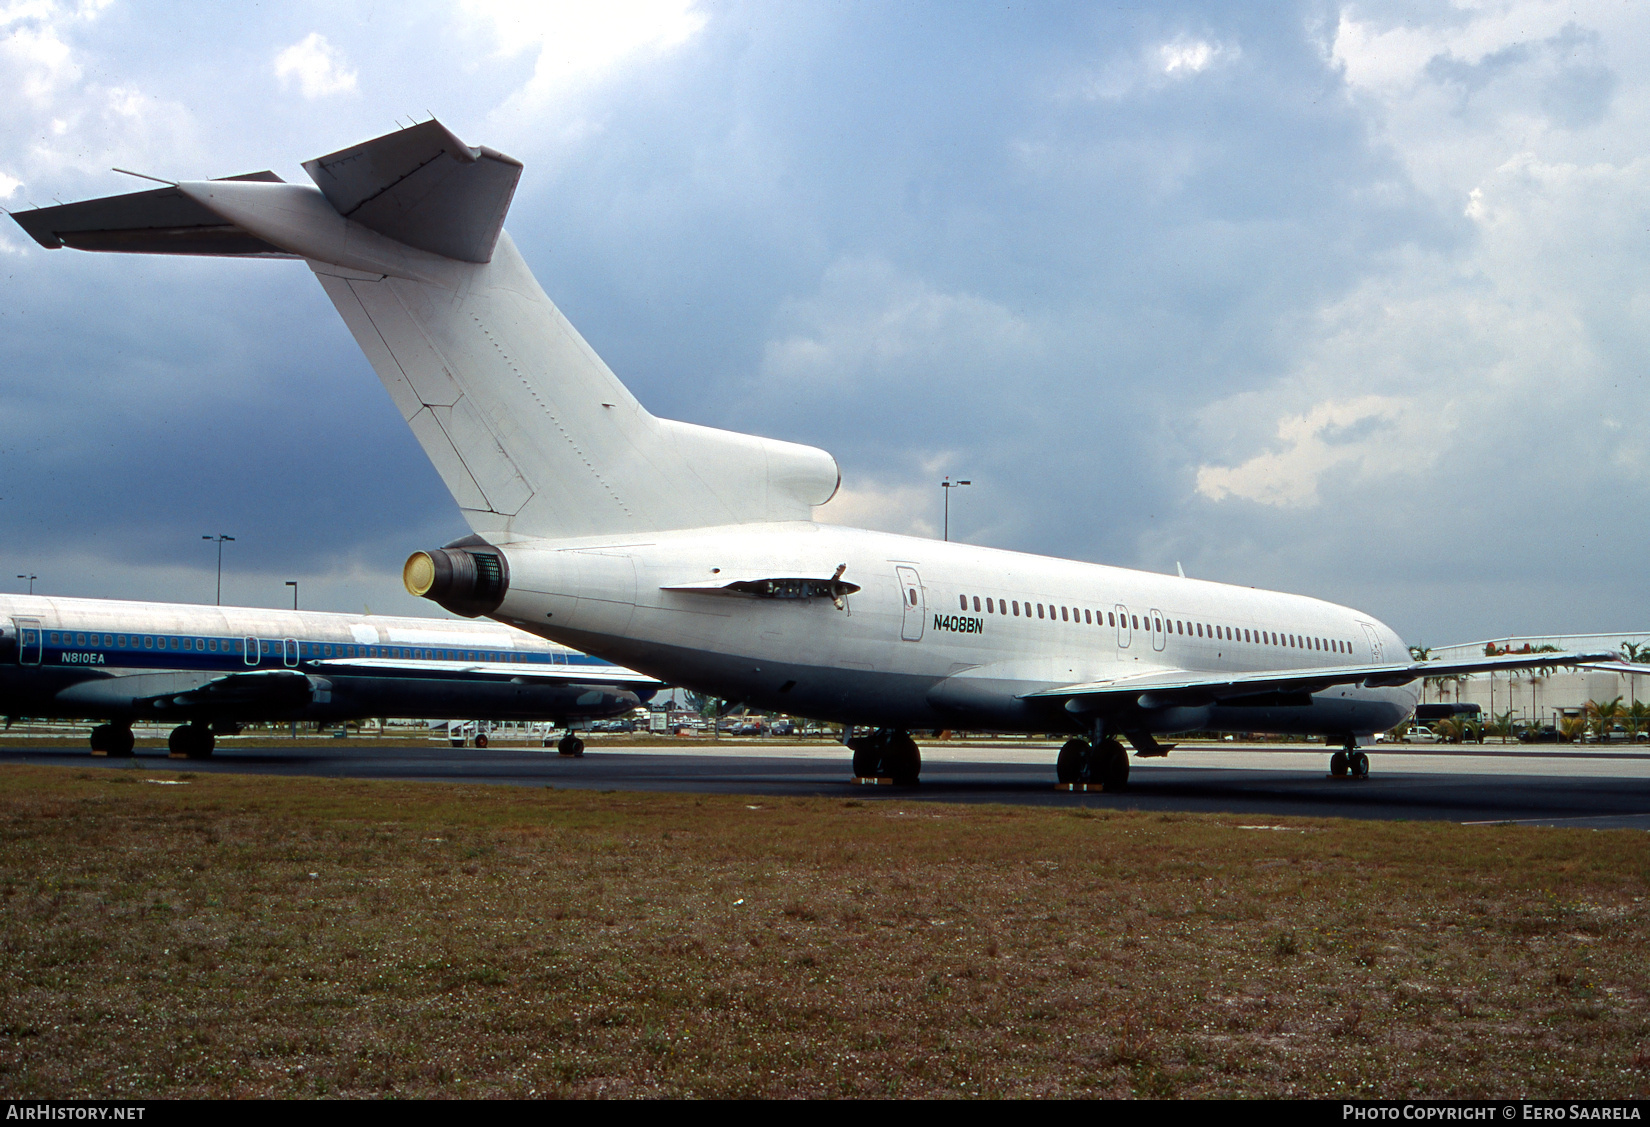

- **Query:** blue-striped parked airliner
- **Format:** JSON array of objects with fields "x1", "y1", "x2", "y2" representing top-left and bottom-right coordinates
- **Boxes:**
[{"x1": 0, "y1": 593, "x2": 660, "y2": 758}]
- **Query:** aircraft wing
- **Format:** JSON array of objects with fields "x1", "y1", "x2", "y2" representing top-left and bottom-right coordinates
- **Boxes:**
[
  {"x1": 310, "y1": 656, "x2": 663, "y2": 687},
  {"x1": 1023, "y1": 649, "x2": 1620, "y2": 709},
  {"x1": 1577, "y1": 661, "x2": 1650, "y2": 677}
]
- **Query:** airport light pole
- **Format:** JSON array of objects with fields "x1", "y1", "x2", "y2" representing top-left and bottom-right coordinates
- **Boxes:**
[
  {"x1": 285, "y1": 581, "x2": 298, "y2": 611},
  {"x1": 16, "y1": 575, "x2": 34, "y2": 595},
  {"x1": 940, "y1": 477, "x2": 971, "y2": 542},
  {"x1": 202, "y1": 535, "x2": 234, "y2": 605}
]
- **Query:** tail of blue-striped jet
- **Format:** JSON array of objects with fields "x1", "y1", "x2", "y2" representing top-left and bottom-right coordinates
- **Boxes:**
[{"x1": 12, "y1": 121, "x2": 840, "y2": 544}]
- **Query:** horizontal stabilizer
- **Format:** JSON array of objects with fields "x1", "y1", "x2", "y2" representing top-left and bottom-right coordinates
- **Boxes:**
[
  {"x1": 302, "y1": 119, "x2": 521, "y2": 263},
  {"x1": 11, "y1": 183, "x2": 296, "y2": 257}
]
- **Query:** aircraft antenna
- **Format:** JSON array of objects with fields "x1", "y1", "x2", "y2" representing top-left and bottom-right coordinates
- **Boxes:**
[{"x1": 112, "y1": 168, "x2": 177, "y2": 186}]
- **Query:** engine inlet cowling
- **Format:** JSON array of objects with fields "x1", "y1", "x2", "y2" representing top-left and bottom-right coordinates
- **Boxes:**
[{"x1": 403, "y1": 543, "x2": 510, "y2": 617}]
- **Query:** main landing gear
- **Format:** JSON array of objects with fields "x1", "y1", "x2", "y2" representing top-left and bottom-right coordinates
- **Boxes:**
[
  {"x1": 556, "y1": 731, "x2": 585, "y2": 757},
  {"x1": 1056, "y1": 735, "x2": 1130, "y2": 790},
  {"x1": 848, "y1": 728, "x2": 921, "y2": 785},
  {"x1": 88, "y1": 722, "x2": 135, "y2": 758},
  {"x1": 1329, "y1": 736, "x2": 1369, "y2": 779},
  {"x1": 167, "y1": 722, "x2": 215, "y2": 760}
]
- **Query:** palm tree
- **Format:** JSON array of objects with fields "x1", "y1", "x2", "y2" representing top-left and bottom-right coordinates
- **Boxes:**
[
  {"x1": 1628, "y1": 700, "x2": 1650, "y2": 743},
  {"x1": 1485, "y1": 709, "x2": 1515, "y2": 744},
  {"x1": 1587, "y1": 696, "x2": 1625, "y2": 743},
  {"x1": 1559, "y1": 715, "x2": 1588, "y2": 744}
]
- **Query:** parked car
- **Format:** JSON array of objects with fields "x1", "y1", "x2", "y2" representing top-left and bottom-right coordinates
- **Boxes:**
[{"x1": 1401, "y1": 725, "x2": 1438, "y2": 743}]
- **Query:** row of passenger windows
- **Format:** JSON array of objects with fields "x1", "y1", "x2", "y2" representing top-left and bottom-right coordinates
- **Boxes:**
[
  {"x1": 35, "y1": 630, "x2": 531, "y2": 663},
  {"x1": 953, "y1": 595, "x2": 1355, "y2": 655}
]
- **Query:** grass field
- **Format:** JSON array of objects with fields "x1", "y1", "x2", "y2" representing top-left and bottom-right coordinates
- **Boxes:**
[{"x1": 1, "y1": 763, "x2": 1647, "y2": 1098}]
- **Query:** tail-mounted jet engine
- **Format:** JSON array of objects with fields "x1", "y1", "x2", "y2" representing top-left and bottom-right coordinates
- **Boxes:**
[{"x1": 403, "y1": 536, "x2": 511, "y2": 617}]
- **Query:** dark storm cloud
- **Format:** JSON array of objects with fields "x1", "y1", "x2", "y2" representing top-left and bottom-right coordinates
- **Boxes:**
[{"x1": 2, "y1": 0, "x2": 1646, "y2": 644}]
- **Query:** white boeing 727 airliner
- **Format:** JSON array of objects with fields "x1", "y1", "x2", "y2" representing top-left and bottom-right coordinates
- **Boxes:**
[{"x1": 13, "y1": 121, "x2": 1611, "y2": 787}]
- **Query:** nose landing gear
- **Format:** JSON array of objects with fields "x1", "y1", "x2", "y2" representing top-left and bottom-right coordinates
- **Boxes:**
[{"x1": 1329, "y1": 738, "x2": 1369, "y2": 779}]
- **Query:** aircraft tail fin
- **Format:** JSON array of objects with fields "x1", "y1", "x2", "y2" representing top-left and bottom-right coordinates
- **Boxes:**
[{"x1": 12, "y1": 121, "x2": 840, "y2": 542}]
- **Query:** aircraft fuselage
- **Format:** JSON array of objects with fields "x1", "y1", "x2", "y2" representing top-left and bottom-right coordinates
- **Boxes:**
[{"x1": 488, "y1": 523, "x2": 1417, "y2": 739}]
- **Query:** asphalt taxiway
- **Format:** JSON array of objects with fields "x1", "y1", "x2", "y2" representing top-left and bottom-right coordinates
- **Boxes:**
[{"x1": 5, "y1": 740, "x2": 1650, "y2": 828}]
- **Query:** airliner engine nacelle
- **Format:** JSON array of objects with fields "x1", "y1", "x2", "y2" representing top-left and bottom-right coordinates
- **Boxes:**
[{"x1": 403, "y1": 540, "x2": 510, "y2": 617}]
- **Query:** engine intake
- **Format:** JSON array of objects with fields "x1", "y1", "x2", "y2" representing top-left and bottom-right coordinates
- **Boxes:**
[{"x1": 404, "y1": 541, "x2": 510, "y2": 617}]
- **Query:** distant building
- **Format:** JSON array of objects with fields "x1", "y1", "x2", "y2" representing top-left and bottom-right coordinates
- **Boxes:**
[{"x1": 1424, "y1": 633, "x2": 1650, "y2": 723}]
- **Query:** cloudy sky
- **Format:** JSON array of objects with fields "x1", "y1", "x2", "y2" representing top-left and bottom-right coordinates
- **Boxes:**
[{"x1": 1, "y1": 0, "x2": 1646, "y2": 648}]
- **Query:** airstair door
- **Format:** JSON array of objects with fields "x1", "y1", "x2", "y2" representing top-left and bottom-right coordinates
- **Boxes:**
[
  {"x1": 13, "y1": 619, "x2": 41, "y2": 665},
  {"x1": 895, "y1": 567, "x2": 925, "y2": 642}
]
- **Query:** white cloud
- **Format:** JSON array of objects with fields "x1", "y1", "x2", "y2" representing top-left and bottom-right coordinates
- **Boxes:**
[
  {"x1": 814, "y1": 480, "x2": 937, "y2": 539},
  {"x1": 0, "y1": 0, "x2": 197, "y2": 186},
  {"x1": 2, "y1": 18, "x2": 76, "y2": 103},
  {"x1": 273, "y1": 32, "x2": 357, "y2": 99},
  {"x1": 759, "y1": 256, "x2": 1036, "y2": 393},
  {"x1": 1077, "y1": 32, "x2": 1238, "y2": 100},
  {"x1": 1159, "y1": 36, "x2": 1235, "y2": 77},
  {"x1": 0, "y1": 170, "x2": 20, "y2": 197},
  {"x1": 465, "y1": 0, "x2": 705, "y2": 117},
  {"x1": 1194, "y1": 395, "x2": 1436, "y2": 507}
]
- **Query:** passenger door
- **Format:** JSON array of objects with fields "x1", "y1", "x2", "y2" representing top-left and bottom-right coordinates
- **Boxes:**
[
  {"x1": 1149, "y1": 607, "x2": 1166, "y2": 651},
  {"x1": 1360, "y1": 622, "x2": 1384, "y2": 663},
  {"x1": 1115, "y1": 604, "x2": 1131, "y2": 654},
  {"x1": 13, "y1": 618, "x2": 40, "y2": 665},
  {"x1": 895, "y1": 567, "x2": 925, "y2": 642}
]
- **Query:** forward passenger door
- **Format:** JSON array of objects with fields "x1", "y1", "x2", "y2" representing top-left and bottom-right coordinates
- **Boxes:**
[
  {"x1": 896, "y1": 567, "x2": 925, "y2": 642},
  {"x1": 13, "y1": 619, "x2": 40, "y2": 665}
]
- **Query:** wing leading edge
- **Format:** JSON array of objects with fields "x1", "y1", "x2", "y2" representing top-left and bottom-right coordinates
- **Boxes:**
[{"x1": 1025, "y1": 649, "x2": 1621, "y2": 711}]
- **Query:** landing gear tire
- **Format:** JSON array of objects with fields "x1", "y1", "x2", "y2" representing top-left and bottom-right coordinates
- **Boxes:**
[
  {"x1": 1330, "y1": 750, "x2": 1349, "y2": 777},
  {"x1": 475, "y1": 733, "x2": 489, "y2": 749},
  {"x1": 1349, "y1": 751, "x2": 1369, "y2": 779},
  {"x1": 1057, "y1": 739, "x2": 1090, "y2": 784},
  {"x1": 849, "y1": 728, "x2": 921, "y2": 784},
  {"x1": 1097, "y1": 737, "x2": 1129, "y2": 791},
  {"x1": 90, "y1": 723, "x2": 134, "y2": 758},
  {"x1": 167, "y1": 723, "x2": 214, "y2": 759},
  {"x1": 557, "y1": 733, "x2": 585, "y2": 757}
]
